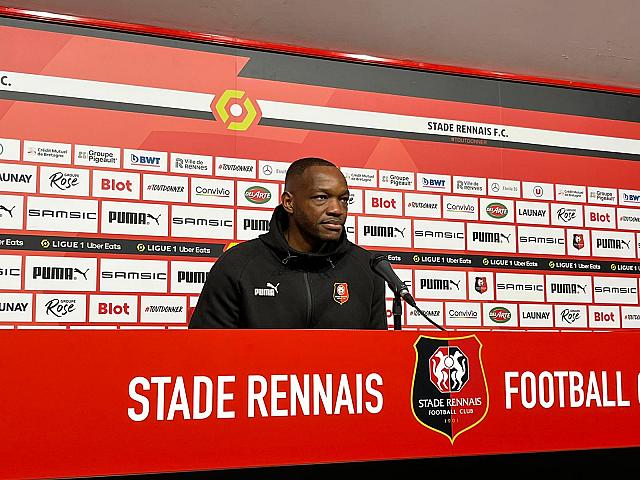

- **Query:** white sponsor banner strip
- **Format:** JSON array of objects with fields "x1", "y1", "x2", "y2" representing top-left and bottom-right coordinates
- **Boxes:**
[
  {"x1": 0, "y1": 71, "x2": 214, "y2": 112},
  {"x1": 257, "y1": 100, "x2": 640, "y2": 155}
]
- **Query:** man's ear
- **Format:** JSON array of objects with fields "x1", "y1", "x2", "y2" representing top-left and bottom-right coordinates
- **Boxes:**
[{"x1": 281, "y1": 191, "x2": 294, "y2": 214}]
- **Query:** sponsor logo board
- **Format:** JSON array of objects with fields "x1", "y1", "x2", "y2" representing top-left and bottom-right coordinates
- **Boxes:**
[
  {"x1": 123, "y1": 149, "x2": 167, "y2": 172},
  {"x1": 584, "y1": 205, "x2": 616, "y2": 229},
  {"x1": 546, "y1": 275, "x2": 592, "y2": 303},
  {"x1": 365, "y1": 190, "x2": 403, "y2": 216},
  {"x1": 619, "y1": 189, "x2": 640, "y2": 207},
  {"x1": 417, "y1": 173, "x2": 450, "y2": 193},
  {"x1": 74, "y1": 145, "x2": 120, "y2": 168},
  {"x1": 404, "y1": 192, "x2": 441, "y2": 218},
  {"x1": 89, "y1": 295, "x2": 138, "y2": 322},
  {"x1": 488, "y1": 179, "x2": 520, "y2": 198},
  {"x1": 170, "y1": 260, "x2": 214, "y2": 294},
  {"x1": 258, "y1": 160, "x2": 290, "y2": 181},
  {"x1": 617, "y1": 208, "x2": 640, "y2": 231},
  {"x1": 0, "y1": 163, "x2": 37, "y2": 193},
  {"x1": 0, "y1": 194, "x2": 24, "y2": 230},
  {"x1": 0, "y1": 254, "x2": 22, "y2": 289},
  {"x1": 555, "y1": 184, "x2": 586, "y2": 203},
  {"x1": 215, "y1": 156, "x2": 256, "y2": 178},
  {"x1": 101, "y1": 201, "x2": 168, "y2": 237},
  {"x1": 517, "y1": 225, "x2": 566, "y2": 255},
  {"x1": 622, "y1": 307, "x2": 640, "y2": 329},
  {"x1": 466, "y1": 223, "x2": 516, "y2": 253},
  {"x1": 495, "y1": 273, "x2": 545, "y2": 302},
  {"x1": 25, "y1": 256, "x2": 96, "y2": 291},
  {"x1": 482, "y1": 303, "x2": 518, "y2": 327},
  {"x1": 23, "y1": 140, "x2": 71, "y2": 164},
  {"x1": 100, "y1": 258, "x2": 168, "y2": 293},
  {"x1": 236, "y1": 209, "x2": 272, "y2": 240},
  {"x1": 414, "y1": 219, "x2": 465, "y2": 251},
  {"x1": 0, "y1": 138, "x2": 20, "y2": 160},
  {"x1": 467, "y1": 271, "x2": 494, "y2": 301},
  {"x1": 593, "y1": 276, "x2": 638, "y2": 304},
  {"x1": 554, "y1": 304, "x2": 587, "y2": 328},
  {"x1": 143, "y1": 174, "x2": 188, "y2": 203},
  {"x1": 39, "y1": 166, "x2": 90, "y2": 196},
  {"x1": 591, "y1": 230, "x2": 635, "y2": 259},
  {"x1": 190, "y1": 177, "x2": 234, "y2": 206},
  {"x1": 566, "y1": 229, "x2": 591, "y2": 256},
  {"x1": 443, "y1": 195, "x2": 478, "y2": 221},
  {"x1": 36, "y1": 294, "x2": 86, "y2": 322},
  {"x1": 379, "y1": 170, "x2": 414, "y2": 190},
  {"x1": 407, "y1": 301, "x2": 443, "y2": 327},
  {"x1": 170, "y1": 153, "x2": 213, "y2": 176},
  {"x1": 171, "y1": 205, "x2": 234, "y2": 239},
  {"x1": 358, "y1": 216, "x2": 411, "y2": 248},
  {"x1": 516, "y1": 201, "x2": 549, "y2": 225},
  {"x1": 414, "y1": 269, "x2": 466, "y2": 300},
  {"x1": 588, "y1": 305, "x2": 620, "y2": 329},
  {"x1": 140, "y1": 295, "x2": 187, "y2": 323},
  {"x1": 340, "y1": 167, "x2": 377, "y2": 187},
  {"x1": 445, "y1": 302, "x2": 481, "y2": 327},
  {"x1": 0, "y1": 292, "x2": 32, "y2": 322},
  {"x1": 479, "y1": 198, "x2": 514, "y2": 223},
  {"x1": 551, "y1": 203, "x2": 583, "y2": 227},
  {"x1": 519, "y1": 304, "x2": 553, "y2": 328},
  {"x1": 453, "y1": 176, "x2": 486, "y2": 195},
  {"x1": 588, "y1": 186, "x2": 617, "y2": 205},
  {"x1": 236, "y1": 181, "x2": 279, "y2": 209},
  {"x1": 92, "y1": 170, "x2": 140, "y2": 199},
  {"x1": 522, "y1": 182, "x2": 553, "y2": 200},
  {"x1": 27, "y1": 196, "x2": 98, "y2": 233},
  {"x1": 347, "y1": 189, "x2": 363, "y2": 214}
]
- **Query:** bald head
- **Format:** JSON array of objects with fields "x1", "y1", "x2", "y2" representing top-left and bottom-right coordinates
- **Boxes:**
[{"x1": 284, "y1": 157, "x2": 342, "y2": 192}]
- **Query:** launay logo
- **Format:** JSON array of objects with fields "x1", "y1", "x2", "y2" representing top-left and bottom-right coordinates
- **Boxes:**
[{"x1": 411, "y1": 335, "x2": 489, "y2": 443}]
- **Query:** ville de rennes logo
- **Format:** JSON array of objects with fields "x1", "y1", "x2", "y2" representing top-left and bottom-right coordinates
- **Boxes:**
[{"x1": 411, "y1": 335, "x2": 489, "y2": 443}]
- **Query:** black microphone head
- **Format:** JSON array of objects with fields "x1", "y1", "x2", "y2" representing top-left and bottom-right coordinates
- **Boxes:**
[{"x1": 369, "y1": 253, "x2": 387, "y2": 269}]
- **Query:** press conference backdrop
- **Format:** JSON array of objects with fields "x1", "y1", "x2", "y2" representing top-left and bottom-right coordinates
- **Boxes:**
[{"x1": 1, "y1": 16, "x2": 640, "y2": 331}]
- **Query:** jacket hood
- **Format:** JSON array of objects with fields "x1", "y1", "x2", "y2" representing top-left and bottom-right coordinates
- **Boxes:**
[{"x1": 259, "y1": 205, "x2": 351, "y2": 266}]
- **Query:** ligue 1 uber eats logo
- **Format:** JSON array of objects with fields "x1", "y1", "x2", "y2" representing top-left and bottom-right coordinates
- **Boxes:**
[
  {"x1": 213, "y1": 90, "x2": 260, "y2": 131},
  {"x1": 411, "y1": 335, "x2": 488, "y2": 443}
]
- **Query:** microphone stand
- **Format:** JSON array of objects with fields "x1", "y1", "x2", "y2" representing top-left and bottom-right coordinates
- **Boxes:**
[{"x1": 393, "y1": 293, "x2": 403, "y2": 331}]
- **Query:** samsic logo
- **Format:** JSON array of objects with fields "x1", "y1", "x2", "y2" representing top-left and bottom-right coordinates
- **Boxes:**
[
  {"x1": 28, "y1": 208, "x2": 96, "y2": 220},
  {"x1": 102, "y1": 271, "x2": 167, "y2": 280},
  {"x1": 173, "y1": 217, "x2": 233, "y2": 227},
  {"x1": 109, "y1": 211, "x2": 161, "y2": 225}
]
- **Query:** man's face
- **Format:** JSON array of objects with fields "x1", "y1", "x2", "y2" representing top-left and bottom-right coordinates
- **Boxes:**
[{"x1": 284, "y1": 166, "x2": 349, "y2": 246}]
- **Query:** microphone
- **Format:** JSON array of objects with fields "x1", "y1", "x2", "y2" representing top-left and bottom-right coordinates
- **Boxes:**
[
  {"x1": 370, "y1": 254, "x2": 416, "y2": 306},
  {"x1": 370, "y1": 253, "x2": 445, "y2": 331}
]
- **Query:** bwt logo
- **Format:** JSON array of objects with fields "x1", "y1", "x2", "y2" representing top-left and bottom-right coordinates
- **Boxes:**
[
  {"x1": 363, "y1": 226, "x2": 405, "y2": 238},
  {"x1": 422, "y1": 178, "x2": 446, "y2": 188},
  {"x1": 131, "y1": 154, "x2": 160, "y2": 166}
]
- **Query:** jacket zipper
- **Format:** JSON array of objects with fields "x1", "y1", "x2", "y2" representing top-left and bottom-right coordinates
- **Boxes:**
[{"x1": 303, "y1": 271, "x2": 312, "y2": 327}]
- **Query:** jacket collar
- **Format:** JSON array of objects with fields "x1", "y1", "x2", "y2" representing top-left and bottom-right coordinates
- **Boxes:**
[{"x1": 259, "y1": 205, "x2": 350, "y2": 267}]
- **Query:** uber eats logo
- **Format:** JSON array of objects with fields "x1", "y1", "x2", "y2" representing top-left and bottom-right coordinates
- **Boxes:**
[{"x1": 214, "y1": 90, "x2": 260, "y2": 131}]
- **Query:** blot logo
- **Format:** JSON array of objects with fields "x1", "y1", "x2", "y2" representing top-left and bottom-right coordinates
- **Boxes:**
[
  {"x1": 333, "y1": 282, "x2": 349, "y2": 305},
  {"x1": 412, "y1": 335, "x2": 488, "y2": 444},
  {"x1": 214, "y1": 90, "x2": 260, "y2": 131}
]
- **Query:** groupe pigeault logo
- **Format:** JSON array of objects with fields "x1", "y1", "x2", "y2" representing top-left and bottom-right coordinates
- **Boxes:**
[{"x1": 214, "y1": 90, "x2": 261, "y2": 131}]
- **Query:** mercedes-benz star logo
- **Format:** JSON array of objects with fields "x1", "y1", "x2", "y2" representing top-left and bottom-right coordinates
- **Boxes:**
[{"x1": 262, "y1": 165, "x2": 273, "y2": 176}]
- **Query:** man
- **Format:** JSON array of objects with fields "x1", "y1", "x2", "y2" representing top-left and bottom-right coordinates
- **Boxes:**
[{"x1": 189, "y1": 157, "x2": 387, "y2": 329}]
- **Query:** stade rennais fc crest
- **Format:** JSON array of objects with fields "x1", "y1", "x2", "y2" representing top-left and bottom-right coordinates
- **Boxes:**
[{"x1": 411, "y1": 335, "x2": 489, "y2": 443}]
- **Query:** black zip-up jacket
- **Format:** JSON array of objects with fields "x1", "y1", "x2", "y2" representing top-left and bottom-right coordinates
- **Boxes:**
[{"x1": 188, "y1": 205, "x2": 387, "y2": 329}]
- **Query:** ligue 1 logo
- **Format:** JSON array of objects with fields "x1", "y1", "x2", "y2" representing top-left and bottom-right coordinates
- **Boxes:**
[{"x1": 411, "y1": 335, "x2": 488, "y2": 443}]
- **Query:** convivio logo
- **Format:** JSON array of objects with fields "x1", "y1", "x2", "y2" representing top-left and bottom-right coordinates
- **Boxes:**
[
  {"x1": 486, "y1": 202, "x2": 508, "y2": 219},
  {"x1": 244, "y1": 186, "x2": 271, "y2": 204}
]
